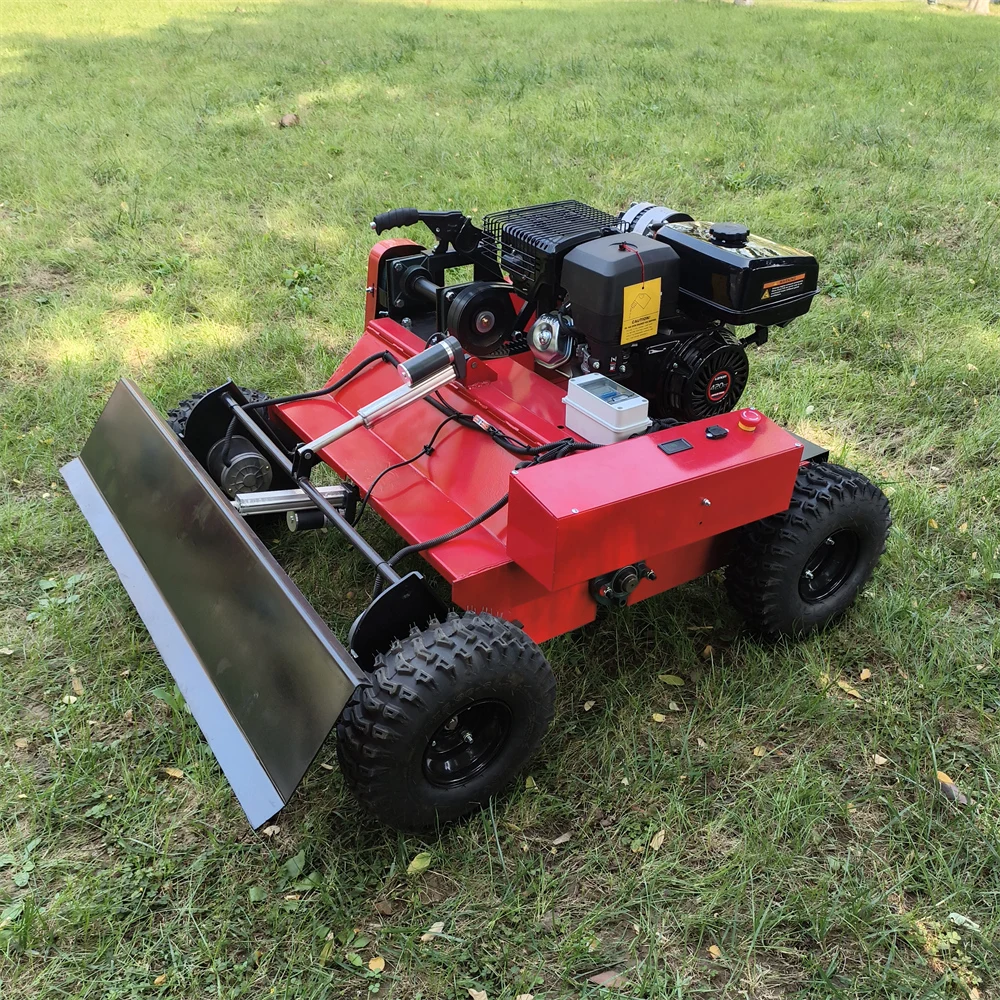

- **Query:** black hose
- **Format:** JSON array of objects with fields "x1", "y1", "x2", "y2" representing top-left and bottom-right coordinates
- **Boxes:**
[
  {"x1": 372, "y1": 492, "x2": 510, "y2": 596},
  {"x1": 242, "y1": 351, "x2": 398, "y2": 410}
]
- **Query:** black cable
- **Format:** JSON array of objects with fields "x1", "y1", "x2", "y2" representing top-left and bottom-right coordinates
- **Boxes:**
[
  {"x1": 373, "y1": 492, "x2": 510, "y2": 596},
  {"x1": 220, "y1": 415, "x2": 238, "y2": 465},
  {"x1": 352, "y1": 413, "x2": 460, "y2": 525},
  {"x1": 242, "y1": 351, "x2": 398, "y2": 411}
]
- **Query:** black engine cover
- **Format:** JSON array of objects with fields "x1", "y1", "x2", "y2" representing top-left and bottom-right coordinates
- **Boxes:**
[{"x1": 642, "y1": 328, "x2": 749, "y2": 421}]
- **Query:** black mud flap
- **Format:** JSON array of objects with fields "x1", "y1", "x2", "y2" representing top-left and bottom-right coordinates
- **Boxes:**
[
  {"x1": 348, "y1": 571, "x2": 449, "y2": 671},
  {"x1": 61, "y1": 379, "x2": 362, "y2": 828}
]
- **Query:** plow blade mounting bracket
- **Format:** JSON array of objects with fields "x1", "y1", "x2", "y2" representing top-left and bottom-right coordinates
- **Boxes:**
[{"x1": 62, "y1": 379, "x2": 363, "y2": 828}]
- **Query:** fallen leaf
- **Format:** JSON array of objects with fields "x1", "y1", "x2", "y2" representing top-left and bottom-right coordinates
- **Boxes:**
[
  {"x1": 928, "y1": 518, "x2": 939, "y2": 530},
  {"x1": 696, "y1": 737, "x2": 707, "y2": 749},
  {"x1": 120, "y1": 668, "x2": 130, "y2": 677},
  {"x1": 14, "y1": 738, "x2": 29, "y2": 749},
  {"x1": 668, "y1": 701, "x2": 680, "y2": 712},
  {"x1": 551, "y1": 832, "x2": 571, "y2": 846},
  {"x1": 261, "y1": 825, "x2": 280, "y2": 838},
  {"x1": 407, "y1": 851, "x2": 432, "y2": 875},
  {"x1": 374, "y1": 899, "x2": 394, "y2": 916},
  {"x1": 859, "y1": 668, "x2": 872, "y2": 682},
  {"x1": 649, "y1": 828, "x2": 665, "y2": 851},
  {"x1": 162, "y1": 767, "x2": 184, "y2": 779},
  {"x1": 583, "y1": 700, "x2": 595, "y2": 711},
  {"x1": 279, "y1": 112, "x2": 300, "y2": 128},
  {"x1": 420, "y1": 920, "x2": 445, "y2": 943},
  {"x1": 658, "y1": 673, "x2": 684, "y2": 686},
  {"x1": 652, "y1": 712, "x2": 667, "y2": 723},
  {"x1": 753, "y1": 746, "x2": 767, "y2": 757},
  {"x1": 319, "y1": 762, "x2": 334, "y2": 770},
  {"x1": 524, "y1": 775, "x2": 537, "y2": 790},
  {"x1": 154, "y1": 974, "x2": 167, "y2": 986},
  {"x1": 0, "y1": 647, "x2": 14, "y2": 656},
  {"x1": 701, "y1": 644, "x2": 713, "y2": 660},
  {"x1": 958, "y1": 522, "x2": 968, "y2": 534},
  {"x1": 708, "y1": 944, "x2": 722, "y2": 959},
  {"x1": 72, "y1": 676, "x2": 84, "y2": 696},
  {"x1": 515, "y1": 995, "x2": 534, "y2": 1000},
  {"x1": 816, "y1": 672, "x2": 831, "y2": 689},
  {"x1": 61, "y1": 695, "x2": 77, "y2": 705},
  {"x1": 588, "y1": 970, "x2": 628, "y2": 988},
  {"x1": 836, "y1": 678, "x2": 862, "y2": 699},
  {"x1": 948, "y1": 912, "x2": 981, "y2": 933},
  {"x1": 468, "y1": 990, "x2": 487, "y2": 1000},
  {"x1": 936, "y1": 771, "x2": 969, "y2": 805},
  {"x1": 369, "y1": 956, "x2": 385, "y2": 973},
  {"x1": 873, "y1": 754, "x2": 890, "y2": 767},
  {"x1": 123, "y1": 708, "x2": 133, "y2": 724}
]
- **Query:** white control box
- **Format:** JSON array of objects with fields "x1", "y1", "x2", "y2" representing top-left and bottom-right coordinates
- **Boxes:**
[{"x1": 563, "y1": 373, "x2": 651, "y2": 444}]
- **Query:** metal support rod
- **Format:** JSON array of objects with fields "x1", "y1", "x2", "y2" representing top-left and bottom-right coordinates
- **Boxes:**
[{"x1": 222, "y1": 396, "x2": 402, "y2": 585}]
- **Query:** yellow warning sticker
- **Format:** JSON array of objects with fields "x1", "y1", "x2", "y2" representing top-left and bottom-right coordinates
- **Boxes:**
[{"x1": 621, "y1": 277, "x2": 661, "y2": 345}]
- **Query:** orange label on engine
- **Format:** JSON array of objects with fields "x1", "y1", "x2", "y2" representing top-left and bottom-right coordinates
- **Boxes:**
[
  {"x1": 761, "y1": 272, "x2": 806, "y2": 301},
  {"x1": 621, "y1": 277, "x2": 661, "y2": 345}
]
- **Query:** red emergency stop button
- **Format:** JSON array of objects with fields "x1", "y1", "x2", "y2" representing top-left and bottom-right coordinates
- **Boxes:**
[{"x1": 737, "y1": 408, "x2": 763, "y2": 432}]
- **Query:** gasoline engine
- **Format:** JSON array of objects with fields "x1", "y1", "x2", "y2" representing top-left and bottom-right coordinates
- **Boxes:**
[{"x1": 369, "y1": 199, "x2": 819, "y2": 425}]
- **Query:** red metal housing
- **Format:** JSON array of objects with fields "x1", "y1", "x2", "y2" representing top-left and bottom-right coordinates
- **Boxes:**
[{"x1": 274, "y1": 242, "x2": 803, "y2": 643}]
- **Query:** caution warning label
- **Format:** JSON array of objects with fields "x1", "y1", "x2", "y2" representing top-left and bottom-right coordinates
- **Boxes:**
[
  {"x1": 621, "y1": 277, "x2": 661, "y2": 345},
  {"x1": 761, "y1": 272, "x2": 806, "y2": 302}
]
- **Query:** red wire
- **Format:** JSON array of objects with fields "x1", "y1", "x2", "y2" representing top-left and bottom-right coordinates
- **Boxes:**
[{"x1": 617, "y1": 241, "x2": 645, "y2": 286}]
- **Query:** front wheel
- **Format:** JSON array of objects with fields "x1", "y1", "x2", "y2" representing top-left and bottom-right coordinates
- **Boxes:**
[
  {"x1": 336, "y1": 612, "x2": 556, "y2": 831},
  {"x1": 725, "y1": 462, "x2": 891, "y2": 638}
]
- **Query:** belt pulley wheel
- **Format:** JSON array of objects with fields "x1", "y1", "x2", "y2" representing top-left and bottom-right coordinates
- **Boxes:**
[{"x1": 446, "y1": 283, "x2": 516, "y2": 357}]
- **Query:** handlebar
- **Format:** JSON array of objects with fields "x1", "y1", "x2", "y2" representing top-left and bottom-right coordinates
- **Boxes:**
[{"x1": 370, "y1": 207, "x2": 421, "y2": 234}]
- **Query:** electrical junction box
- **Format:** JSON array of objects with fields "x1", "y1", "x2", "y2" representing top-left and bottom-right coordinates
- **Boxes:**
[{"x1": 563, "y1": 373, "x2": 651, "y2": 444}]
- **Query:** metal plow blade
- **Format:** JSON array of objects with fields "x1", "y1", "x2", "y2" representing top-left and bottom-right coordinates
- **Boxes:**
[{"x1": 62, "y1": 380, "x2": 362, "y2": 827}]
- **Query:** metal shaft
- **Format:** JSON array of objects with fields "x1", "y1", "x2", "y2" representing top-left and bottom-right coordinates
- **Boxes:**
[
  {"x1": 233, "y1": 484, "x2": 347, "y2": 516},
  {"x1": 222, "y1": 397, "x2": 401, "y2": 585},
  {"x1": 301, "y1": 365, "x2": 456, "y2": 455}
]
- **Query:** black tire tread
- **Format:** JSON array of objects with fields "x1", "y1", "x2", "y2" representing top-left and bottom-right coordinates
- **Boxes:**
[
  {"x1": 725, "y1": 462, "x2": 891, "y2": 638},
  {"x1": 337, "y1": 611, "x2": 555, "y2": 830},
  {"x1": 166, "y1": 387, "x2": 270, "y2": 438}
]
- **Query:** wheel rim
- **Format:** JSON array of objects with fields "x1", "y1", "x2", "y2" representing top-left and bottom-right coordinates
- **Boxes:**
[
  {"x1": 798, "y1": 529, "x2": 861, "y2": 603},
  {"x1": 423, "y1": 700, "x2": 512, "y2": 788}
]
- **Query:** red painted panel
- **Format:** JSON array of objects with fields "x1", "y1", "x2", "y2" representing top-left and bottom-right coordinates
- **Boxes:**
[
  {"x1": 273, "y1": 314, "x2": 802, "y2": 638},
  {"x1": 506, "y1": 411, "x2": 802, "y2": 591}
]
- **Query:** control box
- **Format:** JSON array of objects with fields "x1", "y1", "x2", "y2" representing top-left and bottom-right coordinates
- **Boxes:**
[{"x1": 563, "y1": 373, "x2": 651, "y2": 444}]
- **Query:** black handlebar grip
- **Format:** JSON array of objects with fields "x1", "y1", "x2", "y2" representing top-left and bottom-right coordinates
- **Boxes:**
[
  {"x1": 371, "y1": 207, "x2": 421, "y2": 234},
  {"x1": 397, "y1": 336, "x2": 463, "y2": 385}
]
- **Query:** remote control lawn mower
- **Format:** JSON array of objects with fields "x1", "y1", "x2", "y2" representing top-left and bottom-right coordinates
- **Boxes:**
[{"x1": 63, "y1": 200, "x2": 891, "y2": 832}]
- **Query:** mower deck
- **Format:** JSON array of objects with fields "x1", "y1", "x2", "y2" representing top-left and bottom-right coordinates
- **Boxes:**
[{"x1": 275, "y1": 315, "x2": 803, "y2": 641}]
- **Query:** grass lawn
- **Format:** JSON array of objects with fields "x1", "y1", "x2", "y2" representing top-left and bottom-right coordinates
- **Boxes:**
[{"x1": 2, "y1": 0, "x2": 999, "y2": 996}]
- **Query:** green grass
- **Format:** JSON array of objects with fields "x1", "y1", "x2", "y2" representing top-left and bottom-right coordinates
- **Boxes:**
[{"x1": 1, "y1": 0, "x2": 999, "y2": 996}]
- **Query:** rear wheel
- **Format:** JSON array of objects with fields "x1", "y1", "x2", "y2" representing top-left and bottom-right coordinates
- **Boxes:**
[
  {"x1": 725, "y1": 462, "x2": 891, "y2": 638},
  {"x1": 336, "y1": 612, "x2": 556, "y2": 830}
]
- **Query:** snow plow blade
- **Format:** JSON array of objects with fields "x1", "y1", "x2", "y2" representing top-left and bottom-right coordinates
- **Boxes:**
[{"x1": 61, "y1": 379, "x2": 362, "y2": 828}]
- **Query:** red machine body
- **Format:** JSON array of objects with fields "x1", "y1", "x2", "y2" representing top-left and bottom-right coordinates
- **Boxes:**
[{"x1": 273, "y1": 242, "x2": 803, "y2": 643}]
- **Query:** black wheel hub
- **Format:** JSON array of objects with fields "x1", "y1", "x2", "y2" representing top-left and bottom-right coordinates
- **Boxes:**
[
  {"x1": 423, "y1": 700, "x2": 512, "y2": 787},
  {"x1": 799, "y1": 529, "x2": 861, "y2": 602}
]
